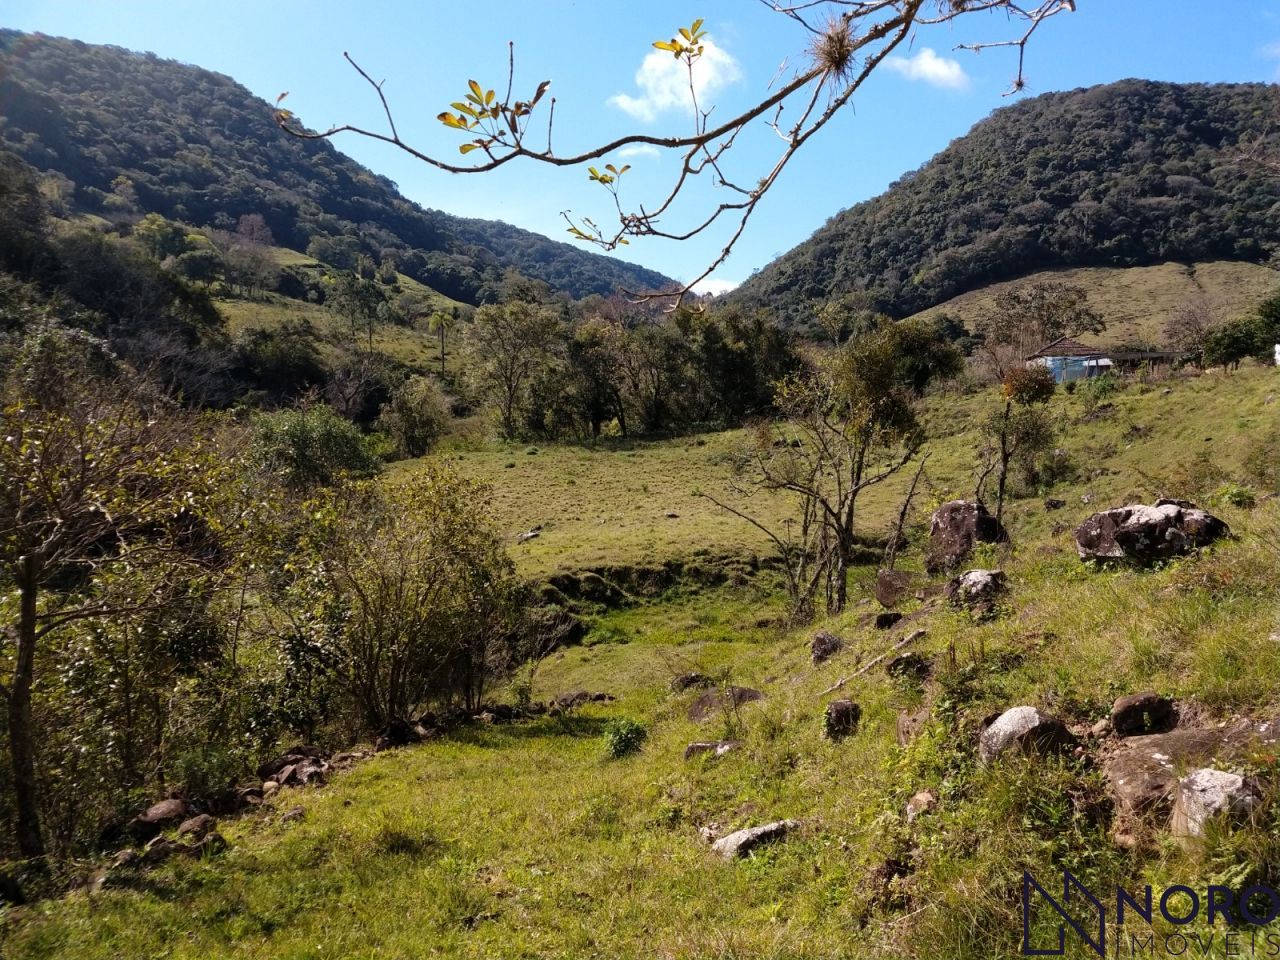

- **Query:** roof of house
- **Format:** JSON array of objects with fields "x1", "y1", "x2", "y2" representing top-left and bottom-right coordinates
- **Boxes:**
[{"x1": 1025, "y1": 336, "x2": 1107, "y2": 360}]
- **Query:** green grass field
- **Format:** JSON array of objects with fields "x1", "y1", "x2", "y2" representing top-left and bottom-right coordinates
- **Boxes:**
[{"x1": 6, "y1": 363, "x2": 1280, "y2": 959}]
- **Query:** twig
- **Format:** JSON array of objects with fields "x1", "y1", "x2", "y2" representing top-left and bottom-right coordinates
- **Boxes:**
[{"x1": 819, "y1": 628, "x2": 925, "y2": 695}]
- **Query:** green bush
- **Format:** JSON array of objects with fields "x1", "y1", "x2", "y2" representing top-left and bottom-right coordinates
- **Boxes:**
[
  {"x1": 1214, "y1": 482, "x2": 1257, "y2": 509},
  {"x1": 251, "y1": 404, "x2": 379, "y2": 489},
  {"x1": 602, "y1": 718, "x2": 647, "y2": 759},
  {"x1": 376, "y1": 375, "x2": 451, "y2": 458}
]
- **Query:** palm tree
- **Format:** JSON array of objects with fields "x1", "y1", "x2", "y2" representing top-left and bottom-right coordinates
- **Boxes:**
[{"x1": 427, "y1": 308, "x2": 458, "y2": 376}]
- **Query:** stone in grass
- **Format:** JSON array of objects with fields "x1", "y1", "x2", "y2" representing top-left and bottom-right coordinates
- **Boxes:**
[
  {"x1": 688, "y1": 686, "x2": 764, "y2": 722},
  {"x1": 125, "y1": 798, "x2": 191, "y2": 843},
  {"x1": 176, "y1": 814, "x2": 216, "y2": 841},
  {"x1": 906, "y1": 791, "x2": 937, "y2": 823},
  {"x1": 946, "y1": 569, "x2": 1007, "y2": 608},
  {"x1": 1170, "y1": 768, "x2": 1262, "y2": 841},
  {"x1": 711, "y1": 820, "x2": 800, "y2": 860},
  {"x1": 810, "y1": 631, "x2": 843, "y2": 665},
  {"x1": 979, "y1": 706, "x2": 1075, "y2": 764},
  {"x1": 874, "y1": 611, "x2": 903, "y2": 630},
  {"x1": 1110, "y1": 692, "x2": 1175, "y2": 736},
  {"x1": 824, "y1": 700, "x2": 861, "y2": 741},
  {"x1": 684, "y1": 740, "x2": 742, "y2": 761}
]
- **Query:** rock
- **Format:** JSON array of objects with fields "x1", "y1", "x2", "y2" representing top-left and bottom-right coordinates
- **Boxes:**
[
  {"x1": 1044, "y1": 498, "x2": 1067, "y2": 511},
  {"x1": 925, "y1": 500, "x2": 1005, "y2": 574},
  {"x1": 331, "y1": 751, "x2": 369, "y2": 768},
  {"x1": 111, "y1": 848, "x2": 141, "y2": 870},
  {"x1": 906, "y1": 790, "x2": 937, "y2": 823},
  {"x1": 688, "y1": 686, "x2": 765, "y2": 722},
  {"x1": 1102, "y1": 719, "x2": 1280, "y2": 826},
  {"x1": 257, "y1": 747, "x2": 326, "y2": 781},
  {"x1": 191, "y1": 831, "x2": 228, "y2": 858},
  {"x1": 1075, "y1": 500, "x2": 1229, "y2": 563},
  {"x1": 1111, "y1": 692, "x2": 1175, "y2": 736},
  {"x1": 126, "y1": 798, "x2": 191, "y2": 843},
  {"x1": 1081, "y1": 492, "x2": 1095, "y2": 505},
  {"x1": 886, "y1": 653, "x2": 932, "y2": 681},
  {"x1": 874, "y1": 611, "x2": 903, "y2": 630},
  {"x1": 1090, "y1": 717, "x2": 1113, "y2": 738},
  {"x1": 979, "y1": 706, "x2": 1075, "y2": 764},
  {"x1": 671, "y1": 672, "x2": 713, "y2": 692},
  {"x1": 824, "y1": 699, "x2": 861, "y2": 740},
  {"x1": 684, "y1": 740, "x2": 743, "y2": 761},
  {"x1": 517, "y1": 529, "x2": 540, "y2": 543},
  {"x1": 946, "y1": 569, "x2": 1007, "y2": 609},
  {"x1": 177, "y1": 814, "x2": 216, "y2": 840},
  {"x1": 553, "y1": 690, "x2": 593, "y2": 710},
  {"x1": 262, "y1": 780, "x2": 280, "y2": 798},
  {"x1": 875, "y1": 569, "x2": 913, "y2": 609},
  {"x1": 590, "y1": 692, "x2": 615, "y2": 702},
  {"x1": 375, "y1": 717, "x2": 430, "y2": 752},
  {"x1": 141, "y1": 836, "x2": 186, "y2": 866},
  {"x1": 281, "y1": 758, "x2": 328, "y2": 788},
  {"x1": 710, "y1": 820, "x2": 800, "y2": 860},
  {"x1": 810, "y1": 630, "x2": 843, "y2": 665},
  {"x1": 896, "y1": 707, "x2": 930, "y2": 747},
  {"x1": 236, "y1": 785, "x2": 264, "y2": 807},
  {"x1": 280, "y1": 806, "x2": 306, "y2": 824},
  {"x1": 1171, "y1": 769, "x2": 1262, "y2": 841}
]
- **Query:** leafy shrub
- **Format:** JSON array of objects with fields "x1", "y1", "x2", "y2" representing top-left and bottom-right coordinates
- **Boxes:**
[
  {"x1": 251, "y1": 404, "x2": 379, "y2": 489},
  {"x1": 1243, "y1": 427, "x2": 1280, "y2": 493},
  {"x1": 602, "y1": 718, "x2": 647, "y2": 759},
  {"x1": 1214, "y1": 483, "x2": 1257, "y2": 509},
  {"x1": 1077, "y1": 373, "x2": 1121, "y2": 412},
  {"x1": 377, "y1": 375, "x2": 451, "y2": 458}
]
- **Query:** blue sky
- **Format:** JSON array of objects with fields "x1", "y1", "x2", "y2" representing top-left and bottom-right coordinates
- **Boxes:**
[{"x1": 6, "y1": 2, "x2": 1280, "y2": 292}]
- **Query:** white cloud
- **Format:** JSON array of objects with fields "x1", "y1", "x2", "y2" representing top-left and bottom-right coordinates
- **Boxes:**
[
  {"x1": 691, "y1": 277, "x2": 739, "y2": 297},
  {"x1": 884, "y1": 47, "x2": 970, "y2": 90},
  {"x1": 608, "y1": 37, "x2": 743, "y2": 122},
  {"x1": 1263, "y1": 40, "x2": 1280, "y2": 78},
  {"x1": 618, "y1": 144, "x2": 661, "y2": 160}
]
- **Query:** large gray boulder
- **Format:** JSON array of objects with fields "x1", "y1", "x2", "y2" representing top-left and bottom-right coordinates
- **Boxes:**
[
  {"x1": 1075, "y1": 499, "x2": 1229, "y2": 563},
  {"x1": 1171, "y1": 769, "x2": 1262, "y2": 841},
  {"x1": 1102, "y1": 719, "x2": 1280, "y2": 843},
  {"x1": 926, "y1": 500, "x2": 1005, "y2": 574},
  {"x1": 978, "y1": 706, "x2": 1075, "y2": 764},
  {"x1": 946, "y1": 569, "x2": 1007, "y2": 608},
  {"x1": 126, "y1": 798, "x2": 192, "y2": 843},
  {"x1": 710, "y1": 819, "x2": 800, "y2": 860}
]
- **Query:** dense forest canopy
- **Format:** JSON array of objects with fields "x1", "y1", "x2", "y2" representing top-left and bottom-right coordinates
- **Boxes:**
[
  {"x1": 731, "y1": 79, "x2": 1280, "y2": 327},
  {"x1": 0, "y1": 29, "x2": 674, "y2": 304}
]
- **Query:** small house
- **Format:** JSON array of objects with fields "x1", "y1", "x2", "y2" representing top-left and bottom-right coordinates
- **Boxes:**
[{"x1": 1024, "y1": 336, "x2": 1112, "y2": 383}]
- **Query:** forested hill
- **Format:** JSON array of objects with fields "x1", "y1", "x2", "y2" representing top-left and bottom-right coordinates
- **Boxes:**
[
  {"x1": 0, "y1": 30, "x2": 673, "y2": 303},
  {"x1": 731, "y1": 79, "x2": 1280, "y2": 326}
]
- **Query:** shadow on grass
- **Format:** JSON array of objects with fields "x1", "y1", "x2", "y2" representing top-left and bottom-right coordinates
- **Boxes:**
[{"x1": 444, "y1": 715, "x2": 612, "y2": 747}]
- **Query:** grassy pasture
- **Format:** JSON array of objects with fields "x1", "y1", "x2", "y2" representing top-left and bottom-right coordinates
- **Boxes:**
[{"x1": 6, "y1": 363, "x2": 1280, "y2": 960}]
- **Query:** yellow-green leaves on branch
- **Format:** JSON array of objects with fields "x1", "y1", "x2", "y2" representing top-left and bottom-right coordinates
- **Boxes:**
[
  {"x1": 437, "y1": 76, "x2": 551, "y2": 156},
  {"x1": 653, "y1": 19, "x2": 706, "y2": 60}
]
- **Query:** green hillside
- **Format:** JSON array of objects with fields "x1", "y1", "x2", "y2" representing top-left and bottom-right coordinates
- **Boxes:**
[
  {"x1": 7, "y1": 366, "x2": 1279, "y2": 959},
  {"x1": 0, "y1": 29, "x2": 674, "y2": 303},
  {"x1": 911, "y1": 260, "x2": 1279, "y2": 349},
  {"x1": 732, "y1": 80, "x2": 1280, "y2": 328}
]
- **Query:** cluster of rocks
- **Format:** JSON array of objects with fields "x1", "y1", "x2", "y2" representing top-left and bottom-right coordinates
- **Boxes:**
[
  {"x1": 1075, "y1": 499, "x2": 1229, "y2": 563},
  {"x1": 970, "y1": 693, "x2": 1271, "y2": 848}
]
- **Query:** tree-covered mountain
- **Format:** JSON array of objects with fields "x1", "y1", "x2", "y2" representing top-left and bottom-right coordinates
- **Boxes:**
[
  {"x1": 0, "y1": 29, "x2": 673, "y2": 303},
  {"x1": 731, "y1": 79, "x2": 1280, "y2": 326}
]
